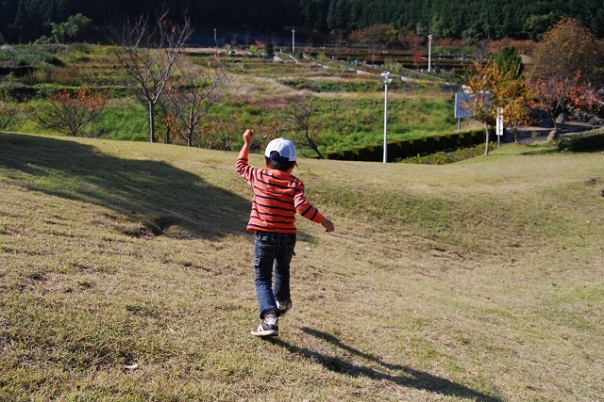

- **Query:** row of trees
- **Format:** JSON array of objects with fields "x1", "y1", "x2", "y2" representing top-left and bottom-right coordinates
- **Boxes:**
[
  {"x1": 1, "y1": 0, "x2": 603, "y2": 44},
  {"x1": 464, "y1": 18, "x2": 603, "y2": 155},
  {"x1": 322, "y1": 0, "x2": 604, "y2": 41}
]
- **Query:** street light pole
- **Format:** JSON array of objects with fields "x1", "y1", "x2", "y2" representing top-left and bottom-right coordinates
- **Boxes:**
[
  {"x1": 292, "y1": 29, "x2": 295, "y2": 53},
  {"x1": 381, "y1": 71, "x2": 393, "y2": 163},
  {"x1": 427, "y1": 34, "x2": 433, "y2": 72},
  {"x1": 214, "y1": 28, "x2": 217, "y2": 47}
]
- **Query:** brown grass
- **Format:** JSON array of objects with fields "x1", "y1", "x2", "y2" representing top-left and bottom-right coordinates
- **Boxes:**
[{"x1": 1, "y1": 132, "x2": 603, "y2": 401}]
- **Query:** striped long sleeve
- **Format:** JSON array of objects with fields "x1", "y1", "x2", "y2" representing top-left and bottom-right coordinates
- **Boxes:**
[{"x1": 236, "y1": 149, "x2": 323, "y2": 234}]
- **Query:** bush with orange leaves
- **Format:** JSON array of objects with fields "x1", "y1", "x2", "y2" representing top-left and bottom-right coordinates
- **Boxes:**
[{"x1": 28, "y1": 85, "x2": 108, "y2": 136}]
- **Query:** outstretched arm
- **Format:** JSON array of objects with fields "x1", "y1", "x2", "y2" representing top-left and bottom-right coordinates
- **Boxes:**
[{"x1": 321, "y1": 217, "x2": 335, "y2": 232}]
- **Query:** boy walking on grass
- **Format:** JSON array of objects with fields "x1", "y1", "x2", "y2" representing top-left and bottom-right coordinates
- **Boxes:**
[{"x1": 236, "y1": 129, "x2": 335, "y2": 337}]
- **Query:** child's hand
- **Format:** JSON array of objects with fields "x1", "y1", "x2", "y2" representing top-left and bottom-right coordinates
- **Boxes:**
[
  {"x1": 243, "y1": 129, "x2": 254, "y2": 147},
  {"x1": 321, "y1": 217, "x2": 335, "y2": 233}
]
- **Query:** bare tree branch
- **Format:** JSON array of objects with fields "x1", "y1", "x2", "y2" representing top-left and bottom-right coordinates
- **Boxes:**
[
  {"x1": 112, "y1": 9, "x2": 193, "y2": 143},
  {"x1": 283, "y1": 96, "x2": 324, "y2": 159},
  {"x1": 165, "y1": 58, "x2": 226, "y2": 146}
]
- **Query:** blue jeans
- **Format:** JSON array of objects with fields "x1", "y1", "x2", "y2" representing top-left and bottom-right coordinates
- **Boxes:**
[{"x1": 253, "y1": 231, "x2": 296, "y2": 319}]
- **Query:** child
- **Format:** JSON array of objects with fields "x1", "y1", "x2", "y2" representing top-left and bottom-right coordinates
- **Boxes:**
[{"x1": 236, "y1": 129, "x2": 335, "y2": 337}]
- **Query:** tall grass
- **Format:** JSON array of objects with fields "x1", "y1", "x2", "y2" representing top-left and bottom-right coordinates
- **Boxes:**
[{"x1": 93, "y1": 101, "x2": 149, "y2": 141}]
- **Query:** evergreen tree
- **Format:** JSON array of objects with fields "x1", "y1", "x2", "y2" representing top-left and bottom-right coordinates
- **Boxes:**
[
  {"x1": 0, "y1": 0, "x2": 603, "y2": 43},
  {"x1": 495, "y1": 47, "x2": 523, "y2": 78}
]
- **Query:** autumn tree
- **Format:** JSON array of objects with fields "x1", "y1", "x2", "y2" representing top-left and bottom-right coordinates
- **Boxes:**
[
  {"x1": 531, "y1": 17, "x2": 603, "y2": 87},
  {"x1": 348, "y1": 24, "x2": 400, "y2": 48},
  {"x1": 197, "y1": 118, "x2": 238, "y2": 150},
  {"x1": 464, "y1": 61, "x2": 497, "y2": 155},
  {"x1": 497, "y1": 81, "x2": 532, "y2": 144},
  {"x1": 528, "y1": 19, "x2": 604, "y2": 139},
  {"x1": 492, "y1": 47, "x2": 531, "y2": 144},
  {"x1": 464, "y1": 57, "x2": 534, "y2": 151},
  {"x1": 582, "y1": 85, "x2": 604, "y2": 127},
  {"x1": 112, "y1": 9, "x2": 193, "y2": 143},
  {"x1": 529, "y1": 72, "x2": 599, "y2": 140},
  {"x1": 27, "y1": 85, "x2": 107, "y2": 136},
  {"x1": 399, "y1": 31, "x2": 425, "y2": 67}
]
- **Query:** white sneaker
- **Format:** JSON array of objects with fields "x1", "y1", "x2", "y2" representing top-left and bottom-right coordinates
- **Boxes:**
[{"x1": 251, "y1": 315, "x2": 278, "y2": 337}]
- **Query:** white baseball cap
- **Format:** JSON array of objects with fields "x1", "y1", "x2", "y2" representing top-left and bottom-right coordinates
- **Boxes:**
[{"x1": 265, "y1": 137, "x2": 297, "y2": 162}]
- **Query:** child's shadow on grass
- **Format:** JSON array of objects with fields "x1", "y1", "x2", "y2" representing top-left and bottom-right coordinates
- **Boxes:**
[
  {"x1": 269, "y1": 327, "x2": 503, "y2": 402},
  {"x1": 0, "y1": 133, "x2": 254, "y2": 240}
]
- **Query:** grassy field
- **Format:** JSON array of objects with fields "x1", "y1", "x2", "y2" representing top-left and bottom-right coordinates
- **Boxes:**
[{"x1": 1, "y1": 131, "x2": 603, "y2": 401}]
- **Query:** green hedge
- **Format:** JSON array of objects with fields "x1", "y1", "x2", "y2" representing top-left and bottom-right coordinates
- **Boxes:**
[
  {"x1": 557, "y1": 128, "x2": 604, "y2": 152},
  {"x1": 325, "y1": 129, "x2": 495, "y2": 162}
]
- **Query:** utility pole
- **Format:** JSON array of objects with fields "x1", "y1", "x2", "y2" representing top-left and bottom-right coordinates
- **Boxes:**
[
  {"x1": 381, "y1": 71, "x2": 393, "y2": 163},
  {"x1": 427, "y1": 34, "x2": 433, "y2": 72}
]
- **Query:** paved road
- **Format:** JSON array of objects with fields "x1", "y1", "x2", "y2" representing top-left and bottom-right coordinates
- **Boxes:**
[{"x1": 501, "y1": 122, "x2": 601, "y2": 145}]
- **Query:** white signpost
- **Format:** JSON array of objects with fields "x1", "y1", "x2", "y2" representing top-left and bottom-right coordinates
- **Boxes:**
[{"x1": 496, "y1": 107, "x2": 504, "y2": 146}]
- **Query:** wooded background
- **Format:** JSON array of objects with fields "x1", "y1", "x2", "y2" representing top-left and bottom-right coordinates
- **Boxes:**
[{"x1": 1, "y1": 0, "x2": 603, "y2": 44}]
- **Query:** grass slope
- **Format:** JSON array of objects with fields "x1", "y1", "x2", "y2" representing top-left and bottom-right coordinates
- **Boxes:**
[{"x1": 1, "y1": 132, "x2": 603, "y2": 401}]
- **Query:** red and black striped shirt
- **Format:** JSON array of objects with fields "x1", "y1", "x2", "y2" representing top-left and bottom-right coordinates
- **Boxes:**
[{"x1": 236, "y1": 149, "x2": 324, "y2": 234}]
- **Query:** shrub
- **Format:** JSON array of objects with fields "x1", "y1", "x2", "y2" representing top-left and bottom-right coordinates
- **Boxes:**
[
  {"x1": 557, "y1": 128, "x2": 604, "y2": 151},
  {"x1": 401, "y1": 143, "x2": 495, "y2": 164},
  {"x1": 0, "y1": 46, "x2": 63, "y2": 68},
  {"x1": 26, "y1": 85, "x2": 108, "y2": 136},
  {"x1": 0, "y1": 101, "x2": 20, "y2": 131},
  {"x1": 324, "y1": 128, "x2": 496, "y2": 162}
]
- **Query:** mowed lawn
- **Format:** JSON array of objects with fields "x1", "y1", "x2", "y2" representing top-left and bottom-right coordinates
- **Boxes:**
[{"x1": 1, "y1": 132, "x2": 603, "y2": 401}]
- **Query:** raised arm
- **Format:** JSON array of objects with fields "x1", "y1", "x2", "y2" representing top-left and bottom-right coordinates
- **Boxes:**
[{"x1": 236, "y1": 129, "x2": 256, "y2": 182}]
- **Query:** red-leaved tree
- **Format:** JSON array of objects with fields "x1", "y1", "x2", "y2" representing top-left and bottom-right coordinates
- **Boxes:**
[
  {"x1": 529, "y1": 72, "x2": 597, "y2": 140},
  {"x1": 28, "y1": 85, "x2": 108, "y2": 136}
]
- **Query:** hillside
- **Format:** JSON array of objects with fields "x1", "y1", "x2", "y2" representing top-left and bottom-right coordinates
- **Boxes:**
[
  {"x1": 2, "y1": 43, "x2": 470, "y2": 156},
  {"x1": 1, "y1": 132, "x2": 603, "y2": 401}
]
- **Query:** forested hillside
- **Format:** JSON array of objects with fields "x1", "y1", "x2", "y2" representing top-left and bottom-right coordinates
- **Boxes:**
[{"x1": 1, "y1": 0, "x2": 603, "y2": 44}]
